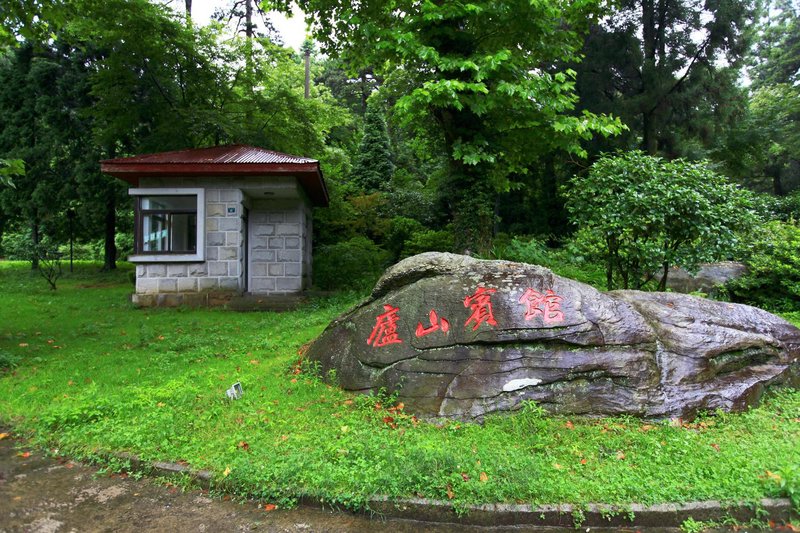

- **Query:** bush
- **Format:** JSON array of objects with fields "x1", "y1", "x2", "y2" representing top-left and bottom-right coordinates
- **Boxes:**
[
  {"x1": 0, "y1": 231, "x2": 35, "y2": 260},
  {"x1": 564, "y1": 151, "x2": 756, "y2": 290},
  {"x1": 2, "y1": 232, "x2": 133, "y2": 261},
  {"x1": 400, "y1": 228, "x2": 454, "y2": 258},
  {"x1": 313, "y1": 236, "x2": 391, "y2": 291},
  {"x1": 384, "y1": 216, "x2": 425, "y2": 261},
  {"x1": 727, "y1": 220, "x2": 800, "y2": 311},
  {"x1": 493, "y1": 236, "x2": 607, "y2": 289}
]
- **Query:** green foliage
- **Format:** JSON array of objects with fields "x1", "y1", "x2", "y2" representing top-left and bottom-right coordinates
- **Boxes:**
[
  {"x1": 491, "y1": 237, "x2": 606, "y2": 290},
  {"x1": 290, "y1": 0, "x2": 625, "y2": 252},
  {"x1": 728, "y1": 220, "x2": 800, "y2": 311},
  {"x1": 2, "y1": 231, "x2": 133, "y2": 262},
  {"x1": 749, "y1": 0, "x2": 800, "y2": 88},
  {"x1": 564, "y1": 151, "x2": 757, "y2": 290},
  {"x1": 680, "y1": 517, "x2": 706, "y2": 533},
  {"x1": 351, "y1": 100, "x2": 394, "y2": 192},
  {"x1": 0, "y1": 158, "x2": 22, "y2": 188},
  {"x1": 384, "y1": 216, "x2": 424, "y2": 260},
  {"x1": 0, "y1": 263, "x2": 799, "y2": 510},
  {"x1": 575, "y1": 0, "x2": 756, "y2": 157},
  {"x1": 313, "y1": 236, "x2": 390, "y2": 291},
  {"x1": 0, "y1": 348, "x2": 20, "y2": 370},
  {"x1": 0, "y1": 231, "x2": 34, "y2": 260},
  {"x1": 400, "y1": 228, "x2": 454, "y2": 259}
]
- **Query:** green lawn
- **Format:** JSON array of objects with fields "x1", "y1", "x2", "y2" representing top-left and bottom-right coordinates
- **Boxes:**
[{"x1": 0, "y1": 261, "x2": 798, "y2": 514}]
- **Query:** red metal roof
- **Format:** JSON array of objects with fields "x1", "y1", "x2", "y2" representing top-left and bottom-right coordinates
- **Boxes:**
[{"x1": 101, "y1": 144, "x2": 328, "y2": 207}]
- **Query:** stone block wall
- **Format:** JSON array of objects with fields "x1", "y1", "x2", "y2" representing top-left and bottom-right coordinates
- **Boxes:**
[
  {"x1": 130, "y1": 176, "x2": 311, "y2": 306},
  {"x1": 248, "y1": 199, "x2": 308, "y2": 294}
]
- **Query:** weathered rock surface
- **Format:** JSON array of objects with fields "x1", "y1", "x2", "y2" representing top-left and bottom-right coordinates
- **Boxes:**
[
  {"x1": 307, "y1": 253, "x2": 800, "y2": 420},
  {"x1": 666, "y1": 261, "x2": 748, "y2": 296}
]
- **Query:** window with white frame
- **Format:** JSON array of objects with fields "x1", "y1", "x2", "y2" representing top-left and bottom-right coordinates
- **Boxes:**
[{"x1": 129, "y1": 188, "x2": 204, "y2": 262}]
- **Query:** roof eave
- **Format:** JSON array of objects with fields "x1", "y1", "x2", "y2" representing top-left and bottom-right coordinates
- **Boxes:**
[{"x1": 102, "y1": 162, "x2": 329, "y2": 207}]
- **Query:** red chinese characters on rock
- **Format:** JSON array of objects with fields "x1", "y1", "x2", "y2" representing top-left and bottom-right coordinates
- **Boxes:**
[
  {"x1": 415, "y1": 310, "x2": 450, "y2": 338},
  {"x1": 464, "y1": 287, "x2": 498, "y2": 331},
  {"x1": 367, "y1": 304, "x2": 403, "y2": 347},
  {"x1": 518, "y1": 288, "x2": 565, "y2": 324}
]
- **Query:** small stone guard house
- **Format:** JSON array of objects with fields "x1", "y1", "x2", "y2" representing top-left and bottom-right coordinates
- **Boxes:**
[{"x1": 101, "y1": 145, "x2": 328, "y2": 307}]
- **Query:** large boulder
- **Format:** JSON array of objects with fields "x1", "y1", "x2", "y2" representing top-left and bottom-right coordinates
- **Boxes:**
[
  {"x1": 306, "y1": 253, "x2": 800, "y2": 420},
  {"x1": 666, "y1": 261, "x2": 748, "y2": 296}
]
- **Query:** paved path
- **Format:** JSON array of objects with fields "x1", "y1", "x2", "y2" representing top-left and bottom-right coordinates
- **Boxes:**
[{"x1": 0, "y1": 433, "x2": 677, "y2": 532}]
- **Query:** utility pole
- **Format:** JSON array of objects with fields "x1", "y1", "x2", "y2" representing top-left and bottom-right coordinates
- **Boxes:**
[{"x1": 301, "y1": 39, "x2": 314, "y2": 99}]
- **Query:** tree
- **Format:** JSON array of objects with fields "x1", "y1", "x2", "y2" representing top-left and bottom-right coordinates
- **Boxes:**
[
  {"x1": 564, "y1": 151, "x2": 756, "y2": 290},
  {"x1": 351, "y1": 100, "x2": 394, "y2": 192},
  {"x1": 715, "y1": 0, "x2": 800, "y2": 195},
  {"x1": 749, "y1": 0, "x2": 799, "y2": 88},
  {"x1": 285, "y1": 0, "x2": 624, "y2": 253},
  {"x1": 0, "y1": 43, "x2": 82, "y2": 268},
  {"x1": 575, "y1": 0, "x2": 757, "y2": 157}
]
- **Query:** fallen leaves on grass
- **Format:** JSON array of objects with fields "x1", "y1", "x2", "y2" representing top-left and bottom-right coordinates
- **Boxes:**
[
  {"x1": 0, "y1": 433, "x2": 8, "y2": 440},
  {"x1": 263, "y1": 503, "x2": 277, "y2": 512},
  {"x1": 17, "y1": 451, "x2": 31, "y2": 458},
  {"x1": 479, "y1": 472, "x2": 488, "y2": 482},
  {"x1": 238, "y1": 441, "x2": 250, "y2": 452},
  {"x1": 446, "y1": 484, "x2": 454, "y2": 499},
  {"x1": 565, "y1": 420, "x2": 575, "y2": 430},
  {"x1": 223, "y1": 466, "x2": 231, "y2": 477}
]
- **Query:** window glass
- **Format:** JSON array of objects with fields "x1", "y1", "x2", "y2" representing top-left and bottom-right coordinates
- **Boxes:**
[
  {"x1": 141, "y1": 196, "x2": 196, "y2": 210},
  {"x1": 138, "y1": 195, "x2": 198, "y2": 254}
]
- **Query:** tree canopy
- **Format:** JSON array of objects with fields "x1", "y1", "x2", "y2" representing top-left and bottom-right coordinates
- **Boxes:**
[{"x1": 284, "y1": 0, "x2": 625, "y2": 252}]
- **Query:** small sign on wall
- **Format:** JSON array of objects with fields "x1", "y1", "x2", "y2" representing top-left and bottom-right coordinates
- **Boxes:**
[{"x1": 227, "y1": 207, "x2": 236, "y2": 215}]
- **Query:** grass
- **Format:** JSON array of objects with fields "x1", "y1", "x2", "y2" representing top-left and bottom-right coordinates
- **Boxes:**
[{"x1": 0, "y1": 261, "x2": 799, "y2": 515}]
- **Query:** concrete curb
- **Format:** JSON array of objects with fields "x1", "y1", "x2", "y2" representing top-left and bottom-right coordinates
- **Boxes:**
[
  {"x1": 365, "y1": 496, "x2": 795, "y2": 528},
  {"x1": 136, "y1": 457, "x2": 796, "y2": 528},
  {"x1": 3, "y1": 428, "x2": 795, "y2": 529}
]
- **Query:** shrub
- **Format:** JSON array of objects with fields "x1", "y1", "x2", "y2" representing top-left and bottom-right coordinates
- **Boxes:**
[
  {"x1": 3, "y1": 232, "x2": 133, "y2": 261},
  {"x1": 0, "y1": 231, "x2": 35, "y2": 260},
  {"x1": 384, "y1": 216, "x2": 425, "y2": 261},
  {"x1": 564, "y1": 151, "x2": 756, "y2": 290},
  {"x1": 313, "y1": 236, "x2": 391, "y2": 291},
  {"x1": 727, "y1": 220, "x2": 800, "y2": 311},
  {"x1": 493, "y1": 236, "x2": 607, "y2": 289},
  {"x1": 400, "y1": 228, "x2": 454, "y2": 258}
]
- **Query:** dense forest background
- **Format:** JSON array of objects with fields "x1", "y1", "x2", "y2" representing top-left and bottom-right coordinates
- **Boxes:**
[{"x1": 0, "y1": 0, "x2": 799, "y2": 308}]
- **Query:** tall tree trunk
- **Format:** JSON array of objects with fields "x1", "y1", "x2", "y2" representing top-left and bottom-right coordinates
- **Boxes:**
[
  {"x1": 304, "y1": 49, "x2": 311, "y2": 99},
  {"x1": 767, "y1": 163, "x2": 784, "y2": 196},
  {"x1": 245, "y1": 0, "x2": 254, "y2": 39},
  {"x1": 641, "y1": 0, "x2": 660, "y2": 155},
  {"x1": 643, "y1": 110, "x2": 659, "y2": 154},
  {"x1": 243, "y1": 0, "x2": 255, "y2": 135},
  {"x1": 103, "y1": 186, "x2": 116, "y2": 271},
  {"x1": 31, "y1": 221, "x2": 39, "y2": 270},
  {"x1": 360, "y1": 70, "x2": 369, "y2": 114},
  {"x1": 185, "y1": 0, "x2": 192, "y2": 16},
  {"x1": 434, "y1": 107, "x2": 495, "y2": 255}
]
